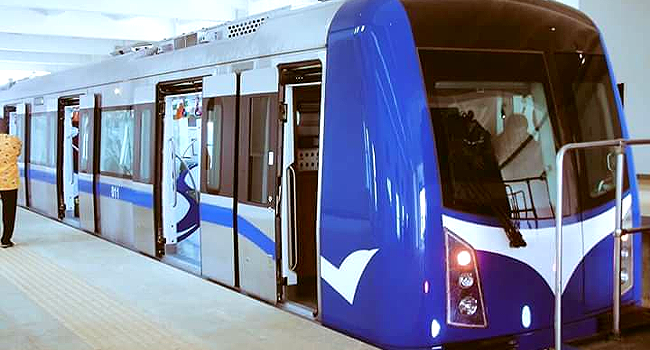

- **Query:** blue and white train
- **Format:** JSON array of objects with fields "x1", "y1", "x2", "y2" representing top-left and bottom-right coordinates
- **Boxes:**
[{"x1": 0, "y1": 0, "x2": 642, "y2": 349}]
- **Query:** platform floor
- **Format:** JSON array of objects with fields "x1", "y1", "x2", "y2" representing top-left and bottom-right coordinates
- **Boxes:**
[{"x1": 0, "y1": 208, "x2": 375, "y2": 350}]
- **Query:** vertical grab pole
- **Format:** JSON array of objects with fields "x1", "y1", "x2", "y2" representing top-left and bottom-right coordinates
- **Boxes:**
[
  {"x1": 555, "y1": 147, "x2": 567, "y2": 350},
  {"x1": 613, "y1": 143, "x2": 625, "y2": 338}
]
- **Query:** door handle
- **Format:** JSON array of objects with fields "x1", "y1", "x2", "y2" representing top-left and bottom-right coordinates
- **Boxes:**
[
  {"x1": 170, "y1": 139, "x2": 177, "y2": 207},
  {"x1": 286, "y1": 164, "x2": 298, "y2": 271}
]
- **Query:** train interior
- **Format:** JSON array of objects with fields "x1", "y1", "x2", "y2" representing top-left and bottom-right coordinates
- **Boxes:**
[
  {"x1": 281, "y1": 64, "x2": 322, "y2": 313},
  {"x1": 59, "y1": 96, "x2": 80, "y2": 226},
  {"x1": 162, "y1": 92, "x2": 203, "y2": 271}
]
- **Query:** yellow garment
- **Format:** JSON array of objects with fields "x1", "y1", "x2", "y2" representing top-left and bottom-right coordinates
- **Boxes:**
[{"x1": 0, "y1": 134, "x2": 21, "y2": 191}]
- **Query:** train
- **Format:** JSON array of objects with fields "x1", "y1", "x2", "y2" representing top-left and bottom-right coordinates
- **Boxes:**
[{"x1": 0, "y1": 0, "x2": 642, "y2": 349}]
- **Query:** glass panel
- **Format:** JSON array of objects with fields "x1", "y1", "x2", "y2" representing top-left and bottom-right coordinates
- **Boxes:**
[
  {"x1": 30, "y1": 113, "x2": 57, "y2": 167},
  {"x1": 14, "y1": 113, "x2": 25, "y2": 163},
  {"x1": 79, "y1": 110, "x2": 91, "y2": 173},
  {"x1": 248, "y1": 97, "x2": 271, "y2": 204},
  {"x1": 206, "y1": 100, "x2": 222, "y2": 191},
  {"x1": 421, "y1": 50, "x2": 561, "y2": 221},
  {"x1": 100, "y1": 109, "x2": 134, "y2": 177},
  {"x1": 555, "y1": 53, "x2": 625, "y2": 199},
  {"x1": 138, "y1": 108, "x2": 153, "y2": 183}
]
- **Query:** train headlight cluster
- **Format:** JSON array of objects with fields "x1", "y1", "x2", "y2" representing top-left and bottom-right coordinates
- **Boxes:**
[
  {"x1": 621, "y1": 210, "x2": 634, "y2": 294},
  {"x1": 445, "y1": 228, "x2": 487, "y2": 328}
]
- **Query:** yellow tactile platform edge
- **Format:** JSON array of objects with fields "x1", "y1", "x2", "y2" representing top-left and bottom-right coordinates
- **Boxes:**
[{"x1": 0, "y1": 246, "x2": 210, "y2": 350}]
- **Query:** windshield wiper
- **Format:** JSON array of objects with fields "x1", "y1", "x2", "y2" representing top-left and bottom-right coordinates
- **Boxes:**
[
  {"x1": 464, "y1": 178, "x2": 527, "y2": 248},
  {"x1": 450, "y1": 110, "x2": 527, "y2": 248}
]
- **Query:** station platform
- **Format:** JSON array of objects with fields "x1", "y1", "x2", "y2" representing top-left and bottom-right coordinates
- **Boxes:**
[{"x1": 0, "y1": 208, "x2": 374, "y2": 350}]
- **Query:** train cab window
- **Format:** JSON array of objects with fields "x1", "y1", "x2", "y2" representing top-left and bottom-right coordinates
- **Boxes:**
[
  {"x1": 205, "y1": 99, "x2": 223, "y2": 192},
  {"x1": 30, "y1": 112, "x2": 57, "y2": 167},
  {"x1": 100, "y1": 109, "x2": 134, "y2": 177},
  {"x1": 421, "y1": 50, "x2": 572, "y2": 223},
  {"x1": 248, "y1": 96, "x2": 273, "y2": 204},
  {"x1": 554, "y1": 53, "x2": 627, "y2": 204},
  {"x1": 134, "y1": 105, "x2": 154, "y2": 183}
]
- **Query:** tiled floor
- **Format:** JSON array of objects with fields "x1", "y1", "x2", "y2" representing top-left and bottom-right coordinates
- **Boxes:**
[{"x1": 0, "y1": 208, "x2": 374, "y2": 350}]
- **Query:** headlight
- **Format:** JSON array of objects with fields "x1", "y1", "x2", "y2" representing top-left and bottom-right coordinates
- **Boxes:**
[
  {"x1": 457, "y1": 251, "x2": 472, "y2": 266},
  {"x1": 621, "y1": 268, "x2": 630, "y2": 284},
  {"x1": 459, "y1": 296, "x2": 479, "y2": 316},
  {"x1": 458, "y1": 272, "x2": 475, "y2": 289}
]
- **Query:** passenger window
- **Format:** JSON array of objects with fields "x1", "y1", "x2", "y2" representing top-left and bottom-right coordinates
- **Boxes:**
[
  {"x1": 248, "y1": 96, "x2": 272, "y2": 204},
  {"x1": 205, "y1": 99, "x2": 223, "y2": 192},
  {"x1": 135, "y1": 106, "x2": 154, "y2": 183},
  {"x1": 79, "y1": 109, "x2": 92, "y2": 173},
  {"x1": 30, "y1": 112, "x2": 57, "y2": 167},
  {"x1": 100, "y1": 109, "x2": 134, "y2": 177}
]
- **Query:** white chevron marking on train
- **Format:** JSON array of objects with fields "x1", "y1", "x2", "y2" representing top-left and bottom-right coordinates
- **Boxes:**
[{"x1": 321, "y1": 249, "x2": 379, "y2": 304}]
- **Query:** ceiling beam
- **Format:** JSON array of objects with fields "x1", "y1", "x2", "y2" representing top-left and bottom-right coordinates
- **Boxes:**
[
  {"x1": 0, "y1": 61, "x2": 72, "y2": 73},
  {"x1": 0, "y1": 32, "x2": 143, "y2": 56},
  {"x1": 0, "y1": 6, "x2": 176, "y2": 41},
  {"x1": 0, "y1": 0, "x2": 248, "y2": 21},
  {"x1": 0, "y1": 50, "x2": 106, "y2": 69}
]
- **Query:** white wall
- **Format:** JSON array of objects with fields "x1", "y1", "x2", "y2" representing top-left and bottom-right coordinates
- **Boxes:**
[
  {"x1": 556, "y1": 0, "x2": 579, "y2": 8},
  {"x1": 579, "y1": 0, "x2": 650, "y2": 174}
]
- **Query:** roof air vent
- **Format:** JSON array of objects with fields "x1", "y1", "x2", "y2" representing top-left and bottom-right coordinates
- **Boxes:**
[{"x1": 227, "y1": 16, "x2": 267, "y2": 38}]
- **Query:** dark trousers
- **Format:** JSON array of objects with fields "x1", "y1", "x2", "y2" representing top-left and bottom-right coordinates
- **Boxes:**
[{"x1": 0, "y1": 189, "x2": 17, "y2": 244}]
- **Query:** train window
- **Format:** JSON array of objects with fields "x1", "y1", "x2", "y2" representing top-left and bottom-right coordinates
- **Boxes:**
[
  {"x1": 248, "y1": 96, "x2": 272, "y2": 204},
  {"x1": 30, "y1": 112, "x2": 57, "y2": 167},
  {"x1": 79, "y1": 109, "x2": 92, "y2": 173},
  {"x1": 205, "y1": 99, "x2": 223, "y2": 192},
  {"x1": 134, "y1": 105, "x2": 154, "y2": 183},
  {"x1": 100, "y1": 109, "x2": 134, "y2": 177},
  {"x1": 421, "y1": 50, "x2": 571, "y2": 222},
  {"x1": 554, "y1": 53, "x2": 627, "y2": 204}
]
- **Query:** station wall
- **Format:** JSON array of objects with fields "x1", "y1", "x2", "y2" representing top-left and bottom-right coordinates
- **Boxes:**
[{"x1": 580, "y1": 0, "x2": 650, "y2": 174}]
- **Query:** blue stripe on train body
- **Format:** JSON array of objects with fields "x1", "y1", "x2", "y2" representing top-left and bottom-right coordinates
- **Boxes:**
[
  {"x1": 31, "y1": 170, "x2": 274, "y2": 258},
  {"x1": 320, "y1": 0, "x2": 641, "y2": 349}
]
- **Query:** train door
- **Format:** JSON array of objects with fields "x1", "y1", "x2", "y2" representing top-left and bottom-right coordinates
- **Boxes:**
[
  {"x1": 57, "y1": 96, "x2": 80, "y2": 225},
  {"x1": 78, "y1": 94, "x2": 99, "y2": 233},
  {"x1": 278, "y1": 62, "x2": 323, "y2": 314},
  {"x1": 160, "y1": 88, "x2": 203, "y2": 271},
  {"x1": 199, "y1": 73, "x2": 237, "y2": 286},
  {"x1": 236, "y1": 68, "x2": 280, "y2": 303}
]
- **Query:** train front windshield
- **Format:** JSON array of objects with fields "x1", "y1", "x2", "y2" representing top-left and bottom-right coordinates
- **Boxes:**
[{"x1": 421, "y1": 50, "x2": 625, "y2": 227}]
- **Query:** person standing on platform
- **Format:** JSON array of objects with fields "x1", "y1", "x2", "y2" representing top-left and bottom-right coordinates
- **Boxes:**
[{"x1": 0, "y1": 119, "x2": 21, "y2": 248}]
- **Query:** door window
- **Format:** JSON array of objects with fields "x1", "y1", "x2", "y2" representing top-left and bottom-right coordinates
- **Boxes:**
[
  {"x1": 30, "y1": 112, "x2": 57, "y2": 167},
  {"x1": 248, "y1": 96, "x2": 273, "y2": 205},
  {"x1": 100, "y1": 109, "x2": 134, "y2": 177}
]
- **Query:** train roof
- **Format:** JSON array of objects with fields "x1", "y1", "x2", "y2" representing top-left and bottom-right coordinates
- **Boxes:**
[
  {"x1": 0, "y1": 0, "x2": 344, "y2": 102},
  {"x1": 0, "y1": 0, "x2": 601, "y2": 103},
  {"x1": 403, "y1": 0, "x2": 600, "y2": 52}
]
